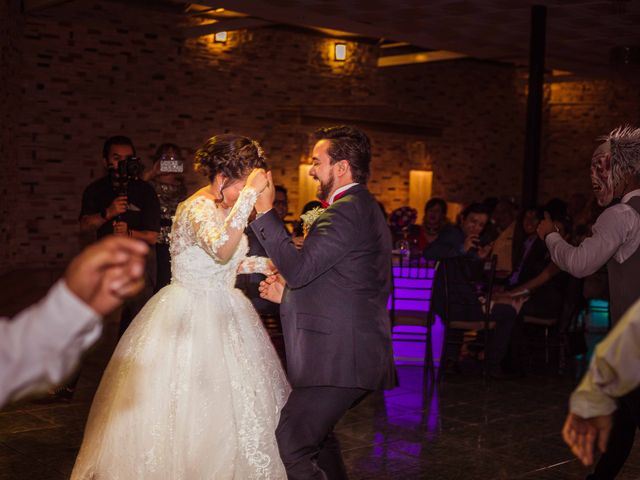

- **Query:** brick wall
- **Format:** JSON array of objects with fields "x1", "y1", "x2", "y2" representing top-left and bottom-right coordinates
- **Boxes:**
[
  {"x1": 0, "y1": 0, "x2": 23, "y2": 274},
  {"x1": 2, "y1": 0, "x2": 638, "y2": 273},
  {"x1": 540, "y1": 79, "x2": 640, "y2": 202}
]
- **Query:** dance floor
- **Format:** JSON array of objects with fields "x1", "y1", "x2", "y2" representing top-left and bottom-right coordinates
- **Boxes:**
[{"x1": 2, "y1": 270, "x2": 640, "y2": 479}]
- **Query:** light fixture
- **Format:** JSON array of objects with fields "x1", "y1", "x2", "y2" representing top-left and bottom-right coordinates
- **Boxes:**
[
  {"x1": 214, "y1": 31, "x2": 228, "y2": 43},
  {"x1": 334, "y1": 43, "x2": 347, "y2": 61}
]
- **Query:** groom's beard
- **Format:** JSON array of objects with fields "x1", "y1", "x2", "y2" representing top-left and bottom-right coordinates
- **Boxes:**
[{"x1": 317, "y1": 171, "x2": 335, "y2": 202}]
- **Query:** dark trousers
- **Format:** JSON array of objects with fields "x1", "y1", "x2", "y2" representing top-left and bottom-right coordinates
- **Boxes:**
[
  {"x1": 276, "y1": 386, "x2": 369, "y2": 480},
  {"x1": 588, "y1": 386, "x2": 640, "y2": 479}
]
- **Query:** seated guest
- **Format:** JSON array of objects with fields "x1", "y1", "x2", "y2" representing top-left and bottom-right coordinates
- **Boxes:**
[
  {"x1": 423, "y1": 203, "x2": 522, "y2": 377},
  {"x1": 497, "y1": 207, "x2": 570, "y2": 370},
  {"x1": 422, "y1": 197, "x2": 449, "y2": 247},
  {"x1": 389, "y1": 206, "x2": 426, "y2": 256},
  {"x1": 506, "y1": 206, "x2": 569, "y2": 319},
  {"x1": 274, "y1": 185, "x2": 292, "y2": 232}
]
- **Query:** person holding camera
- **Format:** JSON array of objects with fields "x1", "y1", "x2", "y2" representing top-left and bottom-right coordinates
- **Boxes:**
[
  {"x1": 80, "y1": 135, "x2": 160, "y2": 336},
  {"x1": 142, "y1": 143, "x2": 187, "y2": 291}
]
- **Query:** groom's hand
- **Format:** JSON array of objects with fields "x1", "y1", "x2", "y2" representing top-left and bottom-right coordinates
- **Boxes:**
[
  {"x1": 259, "y1": 274, "x2": 285, "y2": 304},
  {"x1": 255, "y1": 171, "x2": 275, "y2": 214}
]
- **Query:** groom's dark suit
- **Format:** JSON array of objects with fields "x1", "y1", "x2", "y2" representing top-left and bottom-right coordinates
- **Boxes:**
[{"x1": 251, "y1": 184, "x2": 395, "y2": 479}]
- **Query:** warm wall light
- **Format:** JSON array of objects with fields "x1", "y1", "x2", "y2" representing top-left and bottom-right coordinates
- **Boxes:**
[
  {"x1": 334, "y1": 43, "x2": 347, "y2": 61},
  {"x1": 409, "y1": 170, "x2": 433, "y2": 224},
  {"x1": 214, "y1": 31, "x2": 228, "y2": 43}
]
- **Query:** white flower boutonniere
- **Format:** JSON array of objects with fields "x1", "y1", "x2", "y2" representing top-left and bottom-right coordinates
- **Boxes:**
[{"x1": 300, "y1": 207, "x2": 326, "y2": 237}]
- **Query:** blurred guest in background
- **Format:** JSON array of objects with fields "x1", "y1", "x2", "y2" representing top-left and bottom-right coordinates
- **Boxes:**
[
  {"x1": 143, "y1": 143, "x2": 188, "y2": 291},
  {"x1": 422, "y1": 197, "x2": 449, "y2": 247}
]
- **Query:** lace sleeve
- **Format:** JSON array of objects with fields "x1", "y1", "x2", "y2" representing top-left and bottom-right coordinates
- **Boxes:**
[
  {"x1": 188, "y1": 187, "x2": 259, "y2": 263},
  {"x1": 237, "y1": 256, "x2": 272, "y2": 275}
]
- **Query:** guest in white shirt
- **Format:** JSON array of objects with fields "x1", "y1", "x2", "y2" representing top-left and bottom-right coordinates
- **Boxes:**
[
  {"x1": 0, "y1": 236, "x2": 148, "y2": 408},
  {"x1": 563, "y1": 297, "x2": 640, "y2": 466},
  {"x1": 538, "y1": 126, "x2": 640, "y2": 480}
]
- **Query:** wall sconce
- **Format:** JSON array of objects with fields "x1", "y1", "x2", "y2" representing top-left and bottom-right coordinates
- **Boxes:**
[
  {"x1": 214, "y1": 31, "x2": 228, "y2": 43},
  {"x1": 409, "y1": 170, "x2": 433, "y2": 224},
  {"x1": 334, "y1": 43, "x2": 347, "y2": 61}
]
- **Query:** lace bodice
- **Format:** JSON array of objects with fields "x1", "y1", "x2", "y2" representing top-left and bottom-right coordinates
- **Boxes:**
[{"x1": 169, "y1": 188, "x2": 270, "y2": 289}]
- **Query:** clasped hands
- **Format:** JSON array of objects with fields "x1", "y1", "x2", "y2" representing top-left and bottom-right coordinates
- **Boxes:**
[{"x1": 246, "y1": 168, "x2": 276, "y2": 214}]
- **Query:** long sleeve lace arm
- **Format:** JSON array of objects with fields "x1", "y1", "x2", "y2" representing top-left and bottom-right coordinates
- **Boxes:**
[
  {"x1": 188, "y1": 187, "x2": 259, "y2": 263},
  {"x1": 237, "y1": 256, "x2": 272, "y2": 275}
]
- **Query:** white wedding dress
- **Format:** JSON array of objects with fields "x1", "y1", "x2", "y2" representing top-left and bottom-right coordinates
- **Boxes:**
[{"x1": 71, "y1": 187, "x2": 290, "y2": 479}]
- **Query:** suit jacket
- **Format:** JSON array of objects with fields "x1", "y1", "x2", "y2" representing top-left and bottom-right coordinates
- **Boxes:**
[{"x1": 251, "y1": 184, "x2": 396, "y2": 390}]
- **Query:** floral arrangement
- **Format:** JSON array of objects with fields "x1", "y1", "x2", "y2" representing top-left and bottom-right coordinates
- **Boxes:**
[{"x1": 300, "y1": 207, "x2": 325, "y2": 237}]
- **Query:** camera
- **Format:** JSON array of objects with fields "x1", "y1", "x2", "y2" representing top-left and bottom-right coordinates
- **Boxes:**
[
  {"x1": 109, "y1": 155, "x2": 142, "y2": 196},
  {"x1": 117, "y1": 155, "x2": 143, "y2": 179},
  {"x1": 159, "y1": 154, "x2": 184, "y2": 173}
]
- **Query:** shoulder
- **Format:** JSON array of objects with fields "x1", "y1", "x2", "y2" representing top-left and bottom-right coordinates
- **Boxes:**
[{"x1": 595, "y1": 203, "x2": 640, "y2": 230}]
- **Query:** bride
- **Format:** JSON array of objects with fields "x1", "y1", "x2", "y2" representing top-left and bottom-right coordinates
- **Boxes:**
[{"x1": 71, "y1": 135, "x2": 290, "y2": 479}]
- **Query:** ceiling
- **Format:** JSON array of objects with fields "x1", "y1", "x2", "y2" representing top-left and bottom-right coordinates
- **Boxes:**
[
  {"x1": 189, "y1": 0, "x2": 640, "y2": 78},
  {"x1": 25, "y1": 0, "x2": 640, "y2": 78}
]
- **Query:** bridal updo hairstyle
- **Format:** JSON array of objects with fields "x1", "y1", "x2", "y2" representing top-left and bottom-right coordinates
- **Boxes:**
[{"x1": 194, "y1": 134, "x2": 267, "y2": 182}]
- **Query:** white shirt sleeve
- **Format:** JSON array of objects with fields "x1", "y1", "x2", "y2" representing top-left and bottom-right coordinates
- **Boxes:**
[
  {"x1": 570, "y1": 298, "x2": 640, "y2": 418},
  {"x1": 0, "y1": 280, "x2": 102, "y2": 407},
  {"x1": 545, "y1": 206, "x2": 632, "y2": 278}
]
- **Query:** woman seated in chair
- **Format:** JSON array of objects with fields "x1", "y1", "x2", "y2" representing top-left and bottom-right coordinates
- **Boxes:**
[{"x1": 423, "y1": 203, "x2": 524, "y2": 378}]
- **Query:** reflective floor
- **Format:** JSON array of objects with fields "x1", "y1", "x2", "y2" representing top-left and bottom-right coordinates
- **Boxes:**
[
  {"x1": 2, "y1": 321, "x2": 640, "y2": 480},
  {"x1": 1, "y1": 270, "x2": 639, "y2": 480}
]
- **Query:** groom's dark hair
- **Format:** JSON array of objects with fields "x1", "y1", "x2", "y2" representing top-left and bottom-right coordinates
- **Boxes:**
[{"x1": 313, "y1": 125, "x2": 371, "y2": 183}]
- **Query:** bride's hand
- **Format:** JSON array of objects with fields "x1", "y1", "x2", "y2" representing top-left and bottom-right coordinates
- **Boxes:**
[
  {"x1": 246, "y1": 168, "x2": 269, "y2": 193},
  {"x1": 259, "y1": 274, "x2": 285, "y2": 304},
  {"x1": 255, "y1": 171, "x2": 275, "y2": 213}
]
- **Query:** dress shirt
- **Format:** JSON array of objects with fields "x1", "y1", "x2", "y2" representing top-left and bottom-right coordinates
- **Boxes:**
[
  {"x1": 571, "y1": 297, "x2": 640, "y2": 418},
  {"x1": 545, "y1": 189, "x2": 640, "y2": 278},
  {"x1": 328, "y1": 183, "x2": 359, "y2": 205},
  {"x1": 0, "y1": 280, "x2": 102, "y2": 407}
]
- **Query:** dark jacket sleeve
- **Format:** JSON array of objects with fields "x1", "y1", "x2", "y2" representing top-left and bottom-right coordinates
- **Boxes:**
[
  {"x1": 250, "y1": 204, "x2": 360, "y2": 289},
  {"x1": 423, "y1": 227, "x2": 466, "y2": 260}
]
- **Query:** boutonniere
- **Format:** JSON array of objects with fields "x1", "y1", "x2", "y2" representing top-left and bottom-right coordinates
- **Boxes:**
[{"x1": 300, "y1": 207, "x2": 326, "y2": 237}]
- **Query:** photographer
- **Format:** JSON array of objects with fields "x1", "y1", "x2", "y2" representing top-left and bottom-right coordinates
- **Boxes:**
[{"x1": 80, "y1": 135, "x2": 160, "y2": 336}]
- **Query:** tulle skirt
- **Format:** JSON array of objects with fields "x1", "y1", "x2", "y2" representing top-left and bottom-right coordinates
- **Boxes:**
[{"x1": 71, "y1": 282, "x2": 290, "y2": 479}]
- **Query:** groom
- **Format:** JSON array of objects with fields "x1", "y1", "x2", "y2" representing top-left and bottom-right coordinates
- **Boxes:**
[{"x1": 251, "y1": 125, "x2": 396, "y2": 479}]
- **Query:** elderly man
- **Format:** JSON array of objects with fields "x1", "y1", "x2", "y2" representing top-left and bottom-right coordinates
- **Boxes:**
[{"x1": 538, "y1": 125, "x2": 640, "y2": 479}]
